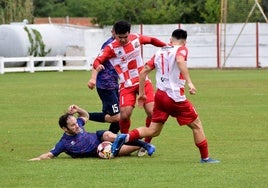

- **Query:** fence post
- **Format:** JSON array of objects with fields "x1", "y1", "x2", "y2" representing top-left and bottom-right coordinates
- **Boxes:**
[
  {"x1": 0, "y1": 57, "x2": 4, "y2": 74},
  {"x1": 27, "y1": 56, "x2": 35, "y2": 73},
  {"x1": 57, "y1": 55, "x2": 63, "y2": 72}
]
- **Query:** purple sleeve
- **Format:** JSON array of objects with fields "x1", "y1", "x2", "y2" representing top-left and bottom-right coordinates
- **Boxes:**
[
  {"x1": 77, "y1": 117, "x2": 85, "y2": 127},
  {"x1": 50, "y1": 141, "x2": 65, "y2": 157}
]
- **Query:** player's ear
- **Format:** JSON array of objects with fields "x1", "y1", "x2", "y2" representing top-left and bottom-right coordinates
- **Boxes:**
[{"x1": 62, "y1": 127, "x2": 68, "y2": 132}]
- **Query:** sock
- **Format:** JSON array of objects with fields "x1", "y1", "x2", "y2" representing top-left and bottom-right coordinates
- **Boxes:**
[
  {"x1": 88, "y1": 112, "x2": 106, "y2": 122},
  {"x1": 144, "y1": 116, "x2": 152, "y2": 143},
  {"x1": 128, "y1": 129, "x2": 140, "y2": 142},
  {"x1": 109, "y1": 122, "x2": 120, "y2": 134},
  {"x1": 119, "y1": 119, "x2": 131, "y2": 133},
  {"x1": 196, "y1": 139, "x2": 209, "y2": 159}
]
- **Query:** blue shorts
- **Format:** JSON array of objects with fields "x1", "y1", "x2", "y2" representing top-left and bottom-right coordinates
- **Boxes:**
[
  {"x1": 96, "y1": 130, "x2": 106, "y2": 141},
  {"x1": 97, "y1": 88, "x2": 120, "y2": 116}
]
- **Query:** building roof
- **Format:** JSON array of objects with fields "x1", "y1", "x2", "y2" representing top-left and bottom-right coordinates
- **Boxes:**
[{"x1": 34, "y1": 17, "x2": 98, "y2": 27}]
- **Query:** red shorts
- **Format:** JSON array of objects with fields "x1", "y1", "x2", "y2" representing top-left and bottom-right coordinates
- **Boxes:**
[
  {"x1": 119, "y1": 80, "x2": 154, "y2": 107},
  {"x1": 152, "y1": 89, "x2": 198, "y2": 125}
]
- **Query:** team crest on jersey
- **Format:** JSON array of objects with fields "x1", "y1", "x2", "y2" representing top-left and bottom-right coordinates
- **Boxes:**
[
  {"x1": 118, "y1": 50, "x2": 122, "y2": 55},
  {"x1": 121, "y1": 56, "x2": 127, "y2": 62}
]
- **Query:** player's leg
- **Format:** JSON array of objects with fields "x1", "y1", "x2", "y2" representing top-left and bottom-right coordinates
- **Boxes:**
[
  {"x1": 89, "y1": 88, "x2": 120, "y2": 134},
  {"x1": 119, "y1": 106, "x2": 133, "y2": 133},
  {"x1": 143, "y1": 81, "x2": 155, "y2": 143},
  {"x1": 119, "y1": 87, "x2": 136, "y2": 133},
  {"x1": 125, "y1": 139, "x2": 155, "y2": 156},
  {"x1": 99, "y1": 130, "x2": 116, "y2": 142},
  {"x1": 180, "y1": 100, "x2": 219, "y2": 163},
  {"x1": 130, "y1": 122, "x2": 164, "y2": 140},
  {"x1": 118, "y1": 145, "x2": 140, "y2": 156},
  {"x1": 101, "y1": 88, "x2": 120, "y2": 133},
  {"x1": 129, "y1": 89, "x2": 169, "y2": 141},
  {"x1": 187, "y1": 118, "x2": 219, "y2": 163},
  {"x1": 111, "y1": 89, "x2": 169, "y2": 157},
  {"x1": 137, "y1": 81, "x2": 155, "y2": 156},
  {"x1": 143, "y1": 101, "x2": 154, "y2": 142}
]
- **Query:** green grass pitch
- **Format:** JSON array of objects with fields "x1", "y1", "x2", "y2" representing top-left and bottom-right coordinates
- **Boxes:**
[{"x1": 0, "y1": 69, "x2": 267, "y2": 187}]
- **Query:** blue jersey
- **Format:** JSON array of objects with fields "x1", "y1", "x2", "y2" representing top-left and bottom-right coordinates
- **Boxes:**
[
  {"x1": 50, "y1": 118, "x2": 101, "y2": 158},
  {"x1": 96, "y1": 37, "x2": 119, "y2": 90}
]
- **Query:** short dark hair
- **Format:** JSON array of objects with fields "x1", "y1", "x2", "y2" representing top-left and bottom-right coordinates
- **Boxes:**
[
  {"x1": 113, "y1": 20, "x2": 131, "y2": 35},
  {"x1": 172, "y1": 29, "x2": 187, "y2": 40},
  {"x1": 58, "y1": 113, "x2": 72, "y2": 128}
]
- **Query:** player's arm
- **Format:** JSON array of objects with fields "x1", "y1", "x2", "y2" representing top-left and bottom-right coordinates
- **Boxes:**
[
  {"x1": 176, "y1": 54, "x2": 196, "y2": 95},
  {"x1": 140, "y1": 35, "x2": 167, "y2": 47},
  {"x1": 28, "y1": 152, "x2": 54, "y2": 161},
  {"x1": 68, "y1": 105, "x2": 89, "y2": 122},
  {"x1": 138, "y1": 63, "x2": 154, "y2": 108},
  {"x1": 93, "y1": 46, "x2": 115, "y2": 72},
  {"x1": 87, "y1": 68, "x2": 97, "y2": 90}
]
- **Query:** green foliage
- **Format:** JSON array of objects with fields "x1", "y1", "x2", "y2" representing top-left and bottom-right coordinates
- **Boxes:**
[
  {"x1": 0, "y1": 0, "x2": 34, "y2": 24},
  {"x1": 0, "y1": 69, "x2": 267, "y2": 187},
  {"x1": 24, "y1": 26, "x2": 51, "y2": 57},
  {"x1": 1, "y1": 0, "x2": 268, "y2": 25},
  {"x1": 226, "y1": 0, "x2": 267, "y2": 23},
  {"x1": 201, "y1": 0, "x2": 221, "y2": 23},
  {"x1": 33, "y1": 0, "x2": 68, "y2": 17}
]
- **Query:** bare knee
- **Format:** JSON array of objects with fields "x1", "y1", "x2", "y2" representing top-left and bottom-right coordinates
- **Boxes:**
[
  {"x1": 102, "y1": 131, "x2": 116, "y2": 142},
  {"x1": 120, "y1": 107, "x2": 133, "y2": 121}
]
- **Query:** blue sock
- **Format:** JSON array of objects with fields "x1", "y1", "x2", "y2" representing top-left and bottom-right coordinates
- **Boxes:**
[{"x1": 88, "y1": 112, "x2": 106, "y2": 122}]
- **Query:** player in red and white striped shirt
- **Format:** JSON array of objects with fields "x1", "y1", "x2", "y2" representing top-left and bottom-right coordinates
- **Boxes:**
[
  {"x1": 112, "y1": 29, "x2": 220, "y2": 163},
  {"x1": 93, "y1": 21, "x2": 166, "y2": 152}
]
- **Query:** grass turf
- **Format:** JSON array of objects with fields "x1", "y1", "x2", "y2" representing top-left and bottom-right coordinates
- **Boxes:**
[{"x1": 0, "y1": 69, "x2": 267, "y2": 187}]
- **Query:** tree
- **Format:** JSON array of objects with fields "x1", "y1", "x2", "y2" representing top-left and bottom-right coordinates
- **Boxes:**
[
  {"x1": 200, "y1": 0, "x2": 220, "y2": 23},
  {"x1": 261, "y1": 0, "x2": 268, "y2": 17},
  {"x1": 33, "y1": 0, "x2": 67, "y2": 17},
  {"x1": 0, "y1": 0, "x2": 34, "y2": 24}
]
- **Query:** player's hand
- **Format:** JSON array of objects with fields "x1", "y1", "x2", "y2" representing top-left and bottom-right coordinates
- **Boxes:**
[
  {"x1": 28, "y1": 157, "x2": 41, "y2": 161},
  {"x1": 95, "y1": 64, "x2": 105, "y2": 72},
  {"x1": 87, "y1": 79, "x2": 96, "y2": 90},
  {"x1": 137, "y1": 94, "x2": 146, "y2": 108},
  {"x1": 68, "y1": 104, "x2": 78, "y2": 114},
  {"x1": 188, "y1": 83, "x2": 196, "y2": 95}
]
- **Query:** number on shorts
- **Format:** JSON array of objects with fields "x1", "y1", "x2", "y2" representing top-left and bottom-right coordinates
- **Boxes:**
[{"x1": 112, "y1": 104, "x2": 119, "y2": 113}]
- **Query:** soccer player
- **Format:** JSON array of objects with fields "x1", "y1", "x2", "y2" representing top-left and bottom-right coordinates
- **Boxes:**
[
  {"x1": 29, "y1": 104, "x2": 155, "y2": 161},
  {"x1": 87, "y1": 27, "x2": 120, "y2": 134},
  {"x1": 111, "y1": 29, "x2": 220, "y2": 163},
  {"x1": 93, "y1": 20, "x2": 166, "y2": 153}
]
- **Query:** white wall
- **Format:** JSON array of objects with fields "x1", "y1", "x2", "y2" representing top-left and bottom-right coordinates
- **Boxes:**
[
  {"x1": 0, "y1": 23, "x2": 267, "y2": 69},
  {"x1": 90, "y1": 23, "x2": 268, "y2": 68}
]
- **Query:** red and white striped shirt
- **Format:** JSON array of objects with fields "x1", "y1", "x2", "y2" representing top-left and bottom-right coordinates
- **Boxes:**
[
  {"x1": 146, "y1": 45, "x2": 188, "y2": 102},
  {"x1": 93, "y1": 33, "x2": 166, "y2": 90}
]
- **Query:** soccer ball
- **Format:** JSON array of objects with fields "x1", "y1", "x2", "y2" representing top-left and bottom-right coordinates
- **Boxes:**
[{"x1": 97, "y1": 141, "x2": 112, "y2": 159}]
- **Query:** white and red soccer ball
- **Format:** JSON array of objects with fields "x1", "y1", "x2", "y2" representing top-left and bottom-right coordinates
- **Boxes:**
[{"x1": 97, "y1": 141, "x2": 112, "y2": 159}]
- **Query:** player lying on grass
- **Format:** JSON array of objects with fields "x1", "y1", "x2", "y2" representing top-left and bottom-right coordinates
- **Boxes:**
[{"x1": 29, "y1": 104, "x2": 155, "y2": 161}]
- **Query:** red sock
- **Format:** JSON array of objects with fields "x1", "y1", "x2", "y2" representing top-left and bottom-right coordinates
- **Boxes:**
[
  {"x1": 128, "y1": 129, "x2": 140, "y2": 142},
  {"x1": 119, "y1": 119, "x2": 130, "y2": 133},
  {"x1": 144, "y1": 117, "x2": 152, "y2": 143},
  {"x1": 196, "y1": 139, "x2": 209, "y2": 159}
]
